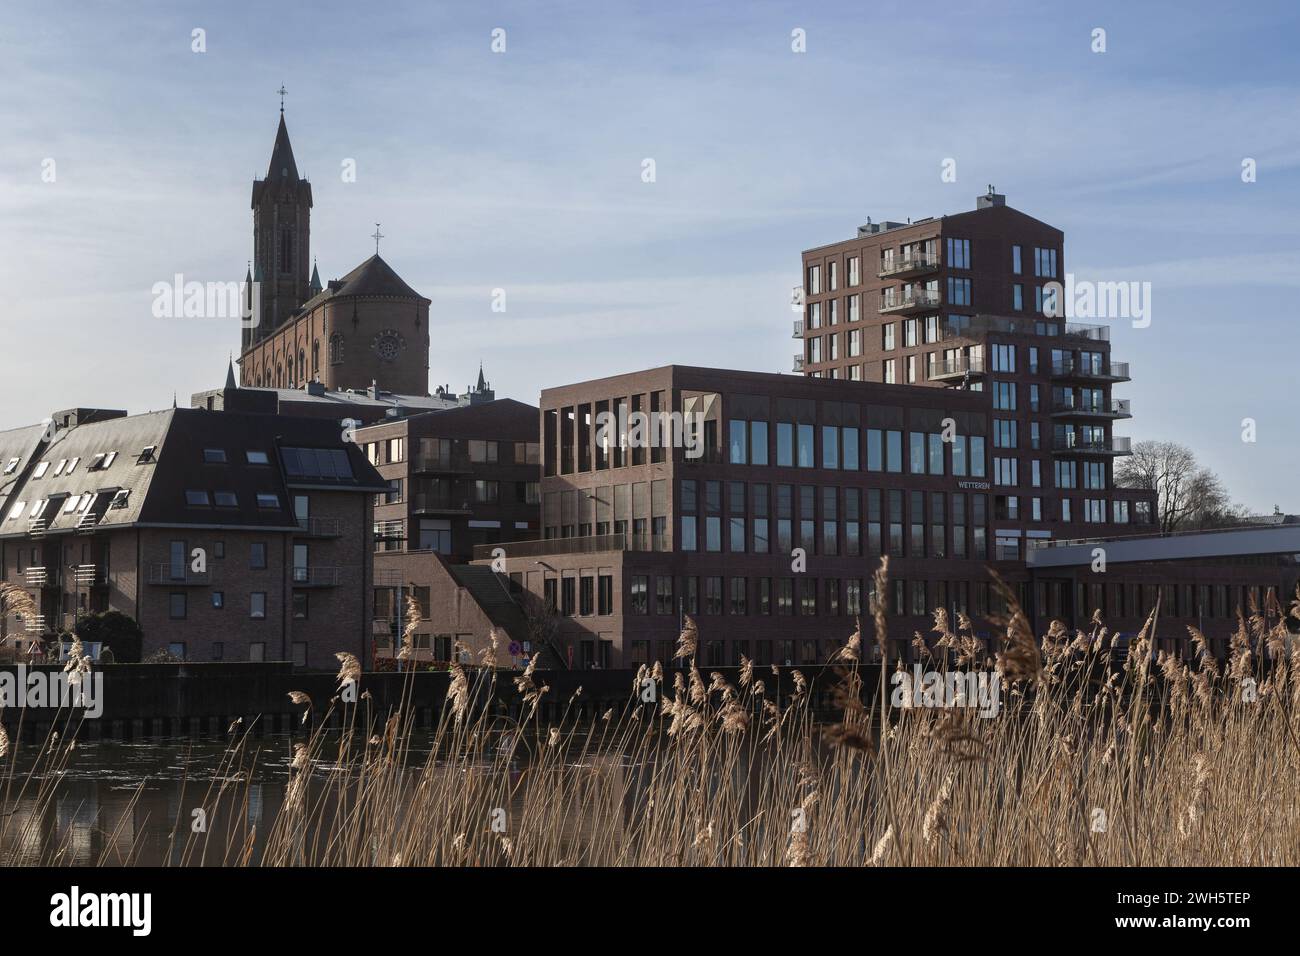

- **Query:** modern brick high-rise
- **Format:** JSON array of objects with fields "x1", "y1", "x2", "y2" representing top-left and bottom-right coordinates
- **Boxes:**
[{"x1": 799, "y1": 189, "x2": 1134, "y2": 537}]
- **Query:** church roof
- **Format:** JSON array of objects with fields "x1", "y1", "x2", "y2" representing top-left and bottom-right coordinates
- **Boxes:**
[
  {"x1": 334, "y1": 254, "x2": 421, "y2": 298},
  {"x1": 266, "y1": 113, "x2": 300, "y2": 181}
]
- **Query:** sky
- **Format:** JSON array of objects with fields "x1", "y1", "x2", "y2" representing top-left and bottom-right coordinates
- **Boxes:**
[{"x1": 0, "y1": 0, "x2": 1297, "y2": 512}]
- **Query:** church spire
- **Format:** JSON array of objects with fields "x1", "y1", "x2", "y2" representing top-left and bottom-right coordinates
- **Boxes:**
[
  {"x1": 267, "y1": 112, "x2": 300, "y2": 181},
  {"x1": 476, "y1": 362, "x2": 487, "y2": 392},
  {"x1": 309, "y1": 259, "x2": 322, "y2": 296},
  {"x1": 225, "y1": 353, "x2": 237, "y2": 390}
]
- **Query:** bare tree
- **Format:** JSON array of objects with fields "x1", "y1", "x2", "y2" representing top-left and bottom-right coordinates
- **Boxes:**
[{"x1": 1115, "y1": 440, "x2": 1250, "y2": 533}]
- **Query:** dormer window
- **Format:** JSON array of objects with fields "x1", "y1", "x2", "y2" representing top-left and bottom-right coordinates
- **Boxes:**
[
  {"x1": 89, "y1": 453, "x2": 106, "y2": 471},
  {"x1": 109, "y1": 489, "x2": 130, "y2": 509},
  {"x1": 7, "y1": 501, "x2": 24, "y2": 520},
  {"x1": 32, "y1": 461, "x2": 49, "y2": 479},
  {"x1": 2, "y1": 458, "x2": 18, "y2": 475},
  {"x1": 203, "y1": 448, "x2": 227, "y2": 464},
  {"x1": 137, "y1": 446, "x2": 157, "y2": 464},
  {"x1": 65, "y1": 457, "x2": 79, "y2": 473},
  {"x1": 246, "y1": 450, "x2": 270, "y2": 465},
  {"x1": 52, "y1": 459, "x2": 68, "y2": 477}
]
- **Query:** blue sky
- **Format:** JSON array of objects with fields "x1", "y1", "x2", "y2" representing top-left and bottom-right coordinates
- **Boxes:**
[{"x1": 1, "y1": 0, "x2": 1297, "y2": 511}]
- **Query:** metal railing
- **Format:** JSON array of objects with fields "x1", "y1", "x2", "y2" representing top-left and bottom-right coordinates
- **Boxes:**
[
  {"x1": 73, "y1": 564, "x2": 106, "y2": 587},
  {"x1": 471, "y1": 532, "x2": 665, "y2": 562},
  {"x1": 412, "y1": 492, "x2": 471, "y2": 513},
  {"x1": 1051, "y1": 397, "x2": 1132, "y2": 416},
  {"x1": 411, "y1": 452, "x2": 473, "y2": 474},
  {"x1": 1050, "y1": 435, "x2": 1133, "y2": 455},
  {"x1": 297, "y1": 516, "x2": 343, "y2": 537},
  {"x1": 877, "y1": 252, "x2": 940, "y2": 277},
  {"x1": 24, "y1": 567, "x2": 48, "y2": 587},
  {"x1": 928, "y1": 354, "x2": 986, "y2": 378},
  {"x1": 879, "y1": 288, "x2": 941, "y2": 312},
  {"x1": 1051, "y1": 359, "x2": 1131, "y2": 379},
  {"x1": 293, "y1": 566, "x2": 344, "y2": 587},
  {"x1": 145, "y1": 563, "x2": 210, "y2": 585}
]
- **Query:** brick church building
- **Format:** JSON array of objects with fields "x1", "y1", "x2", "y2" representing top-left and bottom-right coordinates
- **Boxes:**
[{"x1": 238, "y1": 107, "x2": 431, "y2": 396}]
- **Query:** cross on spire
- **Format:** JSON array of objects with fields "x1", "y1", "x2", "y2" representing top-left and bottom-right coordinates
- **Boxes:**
[
  {"x1": 278, "y1": 84, "x2": 288, "y2": 113},
  {"x1": 371, "y1": 223, "x2": 384, "y2": 255}
]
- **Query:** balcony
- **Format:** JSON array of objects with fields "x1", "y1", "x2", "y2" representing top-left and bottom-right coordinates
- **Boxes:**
[
  {"x1": 1051, "y1": 358, "x2": 1131, "y2": 382},
  {"x1": 412, "y1": 492, "x2": 472, "y2": 515},
  {"x1": 792, "y1": 319, "x2": 803, "y2": 338},
  {"x1": 374, "y1": 519, "x2": 406, "y2": 541},
  {"x1": 928, "y1": 354, "x2": 986, "y2": 382},
  {"x1": 1051, "y1": 398, "x2": 1132, "y2": 420},
  {"x1": 879, "y1": 288, "x2": 940, "y2": 314},
  {"x1": 1063, "y1": 322, "x2": 1111, "y2": 343},
  {"x1": 411, "y1": 452, "x2": 473, "y2": 475},
  {"x1": 24, "y1": 567, "x2": 49, "y2": 588},
  {"x1": 878, "y1": 252, "x2": 940, "y2": 279},
  {"x1": 72, "y1": 564, "x2": 107, "y2": 587},
  {"x1": 1051, "y1": 436, "x2": 1133, "y2": 457},
  {"x1": 793, "y1": 354, "x2": 805, "y2": 372},
  {"x1": 293, "y1": 566, "x2": 344, "y2": 587},
  {"x1": 296, "y1": 516, "x2": 343, "y2": 537},
  {"x1": 472, "y1": 532, "x2": 664, "y2": 562},
  {"x1": 146, "y1": 563, "x2": 210, "y2": 585}
]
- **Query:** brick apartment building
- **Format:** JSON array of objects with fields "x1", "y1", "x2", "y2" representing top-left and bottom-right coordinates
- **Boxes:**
[
  {"x1": 467, "y1": 365, "x2": 1189, "y2": 668},
  {"x1": 354, "y1": 398, "x2": 542, "y2": 664},
  {"x1": 0, "y1": 405, "x2": 386, "y2": 667}
]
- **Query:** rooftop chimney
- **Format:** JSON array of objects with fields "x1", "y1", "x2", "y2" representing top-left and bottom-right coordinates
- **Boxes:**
[{"x1": 976, "y1": 185, "x2": 1006, "y2": 209}]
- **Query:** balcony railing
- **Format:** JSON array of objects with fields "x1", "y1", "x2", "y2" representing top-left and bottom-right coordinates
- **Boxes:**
[
  {"x1": 293, "y1": 566, "x2": 344, "y2": 587},
  {"x1": 1051, "y1": 398, "x2": 1132, "y2": 418},
  {"x1": 72, "y1": 564, "x2": 106, "y2": 587},
  {"x1": 412, "y1": 492, "x2": 472, "y2": 514},
  {"x1": 1064, "y1": 321, "x2": 1111, "y2": 342},
  {"x1": 472, "y1": 532, "x2": 664, "y2": 562},
  {"x1": 296, "y1": 516, "x2": 343, "y2": 537},
  {"x1": 1051, "y1": 359, "x2": 1131, "y2": 381},
  {"x1": 374, "y1": 519, "x2": 406, "y2": 540},
  {"x1": 146, "y1": 563, "x2": 210, "y2": 585},
  {"x1": 792, "y1": 354, "x2": 805, "y2": 372},
  {"x1": 792, "y1": 319, "x2": 803, "y2": 338},
  {"x1": 877, "y1": 252, "x2": 940, "y2": 278},
  {"x1": 1051, "y1": 436, "x2": 1133, "y2": 456},
  {"x1": 879, "y1": 288, "x2": 941, "y2": 313},
  {"x1": 24, "y1": 567, "x2": 48, "y2": 587},
  {"x1": 411, "y1": 452, "x2": 474, "y2": 475},
  {"x1": 928, "y1": 354, "x2": 987, "y2": 381}
]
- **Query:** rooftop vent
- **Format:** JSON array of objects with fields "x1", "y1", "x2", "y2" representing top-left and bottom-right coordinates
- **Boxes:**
[
  {"x1": 977, "y1": 185, "x2": 1006, "y2": 209},
  {"x1": 305, "y1": 380, "x2": 326, "y2": 397}
]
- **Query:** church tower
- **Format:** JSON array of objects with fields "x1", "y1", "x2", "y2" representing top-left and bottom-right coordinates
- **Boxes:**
[{"x1": 248, "y1": 103, "x2": 312, "y2": 347}]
